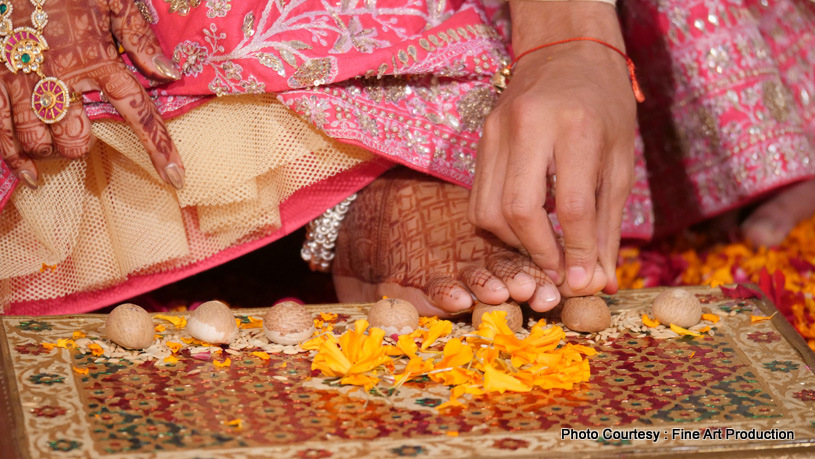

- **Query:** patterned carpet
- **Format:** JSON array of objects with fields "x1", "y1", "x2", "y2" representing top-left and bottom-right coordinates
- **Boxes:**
[
  {"x1": 130, "y1": 213, "x2": 815, "y2": 352},
  {"x1": 3, "y1": 288, "x2": 814, "y2": 457}
]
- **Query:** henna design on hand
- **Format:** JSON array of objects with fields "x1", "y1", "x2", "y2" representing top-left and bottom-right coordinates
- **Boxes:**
[{"x1": 0, "y1": 0, "x2": 181, "y2": 184}]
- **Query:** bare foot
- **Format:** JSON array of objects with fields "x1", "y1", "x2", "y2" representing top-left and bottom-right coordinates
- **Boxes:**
[
  {"x1": 333, "y1": 169, "x2": 605, "y2": 317},
  {"x1": 741, "y1": 178, "x2": 815, "y2": 247}
]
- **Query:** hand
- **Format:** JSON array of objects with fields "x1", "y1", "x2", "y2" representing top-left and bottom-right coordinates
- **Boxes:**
[
  {"x1": 468, "y1": 1, "x2": 637, "y2": 300},
  {"x1": 0, "y1": 0, "x2": 184, "y2": 190}
]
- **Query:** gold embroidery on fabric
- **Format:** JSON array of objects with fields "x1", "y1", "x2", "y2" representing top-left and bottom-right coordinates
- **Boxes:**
[
  {"x1": 135, "y1": 0, "x2": 158, "y2": 24},
  {"x1": 763, "y1": 81, "x2": 789, "y2": 123},
  {"x1": 242, "y1": 12, "x2": 255, "y2": 37},
  {"x1": 698, "y1": 108, "x2": 720, "y2": 147},
  {"x1": 288, "y1": 58, "x2": 336, "y2": 88},
  {"x1": 407, "y1": 45, "x2": 417, "y2": 61},
  {"x1": 457, "y1": 87, "x2": 497, "y2": 132},
  {"x1": 164, "y1": 0, "x2": 201, "y2": 15}
]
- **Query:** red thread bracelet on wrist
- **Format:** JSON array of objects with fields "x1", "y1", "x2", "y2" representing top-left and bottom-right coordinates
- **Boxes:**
[{"x1": 491, "y1": 37, "x2": 645, "y2": 103}]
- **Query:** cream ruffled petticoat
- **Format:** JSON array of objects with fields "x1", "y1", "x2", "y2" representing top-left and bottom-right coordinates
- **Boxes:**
[{"x1": 0, "y1": 95, "x2": 388, "y2": 315}]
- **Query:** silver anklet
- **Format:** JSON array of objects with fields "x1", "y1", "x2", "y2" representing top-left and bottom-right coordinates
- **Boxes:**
[{"x1": 301, "y1": 193, "x2": 357, "y2": 272}]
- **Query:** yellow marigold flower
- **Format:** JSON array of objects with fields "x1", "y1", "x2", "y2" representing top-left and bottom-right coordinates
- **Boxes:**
[
  {"x1": 436, "y1": 396, "x2": 464, "y2": 411},
  {"x1": 155, "y1": 314, "x2": 187, "y2": 329},
  {"x1": 164, "y1": 355, "x2": 179, "y2": 364},
  {"x1": 429, "y1": 366, "x2": 478, "y2": 387},
  {"x1": 239, "y1": 316, "x2": 263, "y2": 329},
  {"x1": 251, "y1": 351, "x2": 271, "y2": 360},
  {"x1": 226, "y1": 419, "x2": 243, "y2": 429},
  {"x1": 706, "y1": 266, "x2": 733, "y2": 288},
  {"x1": 56, "y1": 339, "x2": 76, "y2": 349},
  {"x1": 751, "y1": 313, "x2": 776, "y2": 323},
  {"x1": 476, "y1": 311, "x2": 514, "y2": 340},
  {"x1": 166, "y1": 342, "x2": 183, "y2": 354},
  {"x1": 311, "y1": 320, "x2": 393, "y2": 391},
  {"x1": 670, "y1": 324, "x2": 701, "y2": 337},
  {"x1": 420, "y1": 319, "x2": 453, "y2": 351},
  {"x1": 435, "y1": 338, "x2": 473, "y2": 369},
  {"x1": 88, "y1": 343, "x2": 104, "y2": 356},
  {"x1": 319, "y1": 312, "x2": 338, "y2": 321},
  {"x1": 483, "y1": 365, "x2": 530, "y2": 393},
  {"x1": 394, "y1": 356, "x2": 434, "y2": 386},
  {"x1": 213, "y1": 358, "x2": 231, "y2": 368},
  {"x1": 41, "y1": 342, "x2": 56, "y2": 351},
  {"x1": 385, "y1": 335, "x2": 420, "y2": 358},
  {"x1": 154, "y1": 324, "x2": 166, "y2": 333},
  {"x1": 72, "y1": 331, "x2": 86, "y2": 339},
  {"x1": 642, "y1": 314, "x2": 660, "y2": 328},
  {"x1": 701, "y1": 313, "x2": 719, "y2": 324},
  {"x1": 73, "y1": 366, "x2": 89, "y2": 375}
]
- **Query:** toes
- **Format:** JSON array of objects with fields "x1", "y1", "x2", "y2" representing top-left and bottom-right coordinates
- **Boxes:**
[
  {"x1": 459, "y1": 266, "x2": 510, "y2": 305},
  {"x1": 742, "y1": 179, "x2": 815, "y2": 247},
  {"x1": 528, "y1": 282, "x2": 561, "y2": 312},
  {"x1": 426, "y1": 275, "x2": 474, "y2": 314},
  {"x1": 499, "y1": 254, "x2": 561, "y2": 311},
  {"x1": 486, "y1": 256, "x2": 536, "y2": 302},
  {"x1": 375, "y1": 282, "x2": 456, "y2": 318}
]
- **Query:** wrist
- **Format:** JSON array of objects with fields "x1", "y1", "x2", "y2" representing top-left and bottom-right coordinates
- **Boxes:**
[{"x1": 509, "y1": 1, "x2": 624, "y2": 55}]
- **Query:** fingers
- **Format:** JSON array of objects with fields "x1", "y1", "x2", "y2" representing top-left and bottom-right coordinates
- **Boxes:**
[
  {"x1": 6, "y1": 78, "x2": 56, "y2": 160},
  {"x1": 501, "y1": 108, "x2": 565, "y2": 281},
  {"x1": 554, "y1": 114, "x2": 602, "y2": 293},
  {"x1": 469, "y1": 114, "x2": 522, "y2": 248},
  {"x1": 595, "y1": 148, "x2": 635, "y2": 295},
  {"x1": 0, "y1": 83, "x2": 38, "y2": 189},
  {"x1": 50, "y1": 95, "x2": 95, "y2": 159},
  {"x1": 99, "y1": 66, "x2": 185, "y2": 189},
  {"x1": 107, "y1": 0, "x2": 181, "y2": 82}
]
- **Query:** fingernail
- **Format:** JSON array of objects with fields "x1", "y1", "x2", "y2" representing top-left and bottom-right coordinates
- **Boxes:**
[
  {"x1": 544, "y1": 269, "x2": 562, "y2": 285},
  {"x1": 18, "y1": 170, "x2": 39, "y2": 190},
  {"x1": 540, "y1": 284, "x2": 559, "y2": 303},
  {"x1": 514, "y1": 272, "x2": 535, "y2": 285},
  {"x1": 487, "y1": 279, "x2": 507, "y2": 292},
  {"x1": 164, "y1": 163, "x2": 185, "y2": 189},
  {"x1": 568, "y1": 266, "x2": 589, "y2": 290},
  {"x1": 153, "y1": 55, "x2": 182, "y2": 80}
]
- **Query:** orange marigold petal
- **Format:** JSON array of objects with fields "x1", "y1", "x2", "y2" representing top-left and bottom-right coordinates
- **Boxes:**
[
  {"x1": 701, "y1": 313, "x2": 720, "y2": 324},
  {"x1": 88, "y1": 343, "x2": 104, "y2": 356},
  {"x1": 642, "y1": 314, "x2": 660, "y2": 328},
  {"x1": 670, "y1": 323, "x2": 701, "y2": 337},
  {"x1": 73, "y1": 366, "x2": 89, "y2": 375},
  {"x1": 213, "y1": 358, "x2": 231, "y2": 368},
  {"x1": 751, "y1": 313, "x2": 776, "y2": 323}
]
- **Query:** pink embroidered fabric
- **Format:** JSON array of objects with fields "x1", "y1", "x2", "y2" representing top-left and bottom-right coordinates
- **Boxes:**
[{"x1": 1, "y1": 0, "x2": 814, "y2": 255}]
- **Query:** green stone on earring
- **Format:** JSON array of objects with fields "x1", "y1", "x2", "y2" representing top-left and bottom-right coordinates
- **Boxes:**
[{"x1": 21, "y1": 53, "x2": 30, "y2": 63}]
